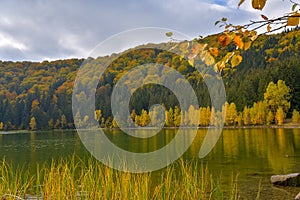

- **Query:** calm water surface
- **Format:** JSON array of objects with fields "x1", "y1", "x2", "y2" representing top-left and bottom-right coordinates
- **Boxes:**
[{"x1": 0, "y1": 128, "x2": 299, "y2": 199}]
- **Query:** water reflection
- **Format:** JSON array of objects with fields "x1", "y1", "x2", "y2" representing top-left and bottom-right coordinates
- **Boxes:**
[{"x1": 0, "y1": 128, "x2": 299, "y2": 198}]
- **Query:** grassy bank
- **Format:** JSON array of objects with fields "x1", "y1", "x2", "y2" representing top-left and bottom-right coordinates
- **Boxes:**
[{"x1": 0, "y1": 156, "x2": 247, "y2": 200}]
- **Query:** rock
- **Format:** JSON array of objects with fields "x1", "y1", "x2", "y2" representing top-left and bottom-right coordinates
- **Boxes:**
[
  {"x1": 295, "y1": 192, "x2": 300, "y2": 200},
  {"x1": 271, "y1": 173, "x2": 300, "y2": 186}
]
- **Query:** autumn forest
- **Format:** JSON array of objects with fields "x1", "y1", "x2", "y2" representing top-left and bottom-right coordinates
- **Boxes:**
[{"x1": 1, "y1": 28, "x2": 300, "y2": 130}]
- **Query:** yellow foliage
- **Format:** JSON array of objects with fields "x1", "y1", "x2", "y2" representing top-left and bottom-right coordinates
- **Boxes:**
[
  {"x1": 287, "y1": 12, "x2": 300, "y2": 26},
  {"x1": 252, "y1": 0, "x2": 266, "y2": 10},
  {"x1": 292, "y1": 109, "x2": 300, "y2": 123},
  {"x1": 231, "y1": 54, "x2": 243, "y2": 68},
  {"x1": 276, "y1": 107, "x2": 285, "y2": 125},
  {"x1": 29, "y1": 117, "x2": 36, "y2": 130}
]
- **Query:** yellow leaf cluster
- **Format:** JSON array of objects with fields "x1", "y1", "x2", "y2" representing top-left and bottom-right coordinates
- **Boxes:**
[
  {"x1": 252, "y1": 0, "x2": 266, "y2": 10},
  {"x1": 231, "y1": 54, "x2": 243, "y2": 67},
  {"x1": 287, "y1": 13, "x2": 300, "y2": 26}
]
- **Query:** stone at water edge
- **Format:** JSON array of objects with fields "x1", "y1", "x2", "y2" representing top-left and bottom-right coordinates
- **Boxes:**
[
  {"x1": 295, "y1": 192, "x2": 300, "y2": 200},
  {"x1": 270, "y1": 173, "x2": 300, "y2": 187}
]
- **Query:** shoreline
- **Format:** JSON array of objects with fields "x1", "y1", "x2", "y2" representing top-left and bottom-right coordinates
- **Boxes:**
[{"x1": 1, "y1": 124, "x2": 300, "y2": 133}]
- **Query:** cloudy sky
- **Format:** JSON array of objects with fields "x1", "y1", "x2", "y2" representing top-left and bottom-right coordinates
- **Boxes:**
[{"x1": 0, "y1": 0, "x2": 291, "y2": 61}]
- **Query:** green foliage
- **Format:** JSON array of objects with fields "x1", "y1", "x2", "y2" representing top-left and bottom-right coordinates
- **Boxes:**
[{"x1": 264, "y1": 80, "x2": 291, "y2": 114}]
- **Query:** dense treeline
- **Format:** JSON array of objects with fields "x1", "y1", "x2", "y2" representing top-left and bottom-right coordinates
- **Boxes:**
[
  {"x1": 1, "y1": 28, "x2": 300, "y2": 130},
  {"x1": 82, "y1": 79, "x2": 299, "y2": 128}
]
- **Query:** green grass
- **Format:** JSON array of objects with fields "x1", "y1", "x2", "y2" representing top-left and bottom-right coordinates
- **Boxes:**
[{"x1": 0, "y1": 157, "x2": 243, "y2": 200}]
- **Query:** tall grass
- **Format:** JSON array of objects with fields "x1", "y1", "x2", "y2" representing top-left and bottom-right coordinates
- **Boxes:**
[{"x1": 0, "y1": 156, "x2": 241, "y2": 200}]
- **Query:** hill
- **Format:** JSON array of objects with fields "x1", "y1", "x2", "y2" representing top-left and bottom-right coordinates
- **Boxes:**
[{"x1": 0, "y1": 28, "x2": 300, "y2": 130}]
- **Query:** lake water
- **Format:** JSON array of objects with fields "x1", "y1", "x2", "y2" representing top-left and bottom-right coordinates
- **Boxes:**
[{"x1": 0, "y1": 128, "x2": 299, "y2": 199}]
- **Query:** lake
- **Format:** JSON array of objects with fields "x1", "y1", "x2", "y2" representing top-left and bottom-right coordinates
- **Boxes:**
[{"x1": 0, "y1": 128, "x2": 299, "y2": 199}]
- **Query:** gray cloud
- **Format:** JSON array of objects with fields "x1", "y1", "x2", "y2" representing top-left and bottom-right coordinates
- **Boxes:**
[{"x1": 0, "y1": 0, "x2": 278, "y2": 61}]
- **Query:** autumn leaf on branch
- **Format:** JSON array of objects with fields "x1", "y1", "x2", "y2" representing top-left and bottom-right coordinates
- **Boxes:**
[
  {"x1": 287, "y1": 12, "x2": 300, "y2": 26},
  {"x1": 234, "y1": 35, "x2": 244, "y2": 49},
  {"x1": 231, "y1": 54, "x2": 243, "y2": 67},
  {"x1": 252, "y1": 0, "x2": 267, "y2": 10},
  {"x1": 168, "y1": 0, "x2": 300, "y2": 74}
]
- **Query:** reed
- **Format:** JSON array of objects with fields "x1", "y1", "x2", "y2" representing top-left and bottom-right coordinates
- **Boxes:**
[{"x1": 0, "y1": 156, "x2": 243, "y2": 200}]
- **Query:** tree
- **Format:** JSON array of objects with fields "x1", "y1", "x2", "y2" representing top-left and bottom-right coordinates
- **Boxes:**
[
  {"x1": 112, "y1": 118, "x2": 118, "y2": 128},
  {"x1": 29, "y1": 117, "x2": 36, "y2": 130},
  {"x1": 204, "y1": 106, "x2": 211, "y2": 126},
  {"x1": 134, "y1": 115, "x2": 140, "y2": 127},
  {"x1": 48, "y1": 119, "x2": 54, "y2": 129},
  {"x1": 61, "y1": 114, "x2": 68, "y2": 129},
  {"x1": 140, "y1": 109, "x2": 150, "y2": 127},
  {"x1": 173, "y1": 106, "x2": 181, "y2": 127},
  {"x1": 226, "y1": 102, "x2": 238, "y2": 126},
  {"x1": 130, "y1": 110, "x2": 137, "y2": 122},
  {"x1": 264, "y1": 80, "x2": 291, "y2": 115},
  {"x1": 250, "y1": 101, "x2": 267, "y2": 125},
  {"x1": 166, "y1": 107, "x2": 174, "y2": 127},
  {"x1": 199, "y1": 107, "x2": 206, "y2": 126},
  {"x1": 292, "y1": 109, "x2": 300, "y2": 123},
  {"x1": 54, "y1": 119, "x2": 60, "y2": 129},
  {"x1": 149, "y1": 106, "x2": 165, "y2": 127},
  {"x1": 187, "y1": 105, "x2": 199, "y2": 126},
  {"x1": 237, "y1": 113, "x2": 243, "y2": 126},
  {"x1": 0, "y1": 122, "x2": 3, "y2": 130},
  {"x1": 210, "y1": 107, "x2": 217, "y2": 126},
  {"x1": 94, "y1": 110, "x2": 102, "y2": 122},
  {"x1": 276, "y1": 107, "x2": 285, "y2": 125},
  {"x1": 243, "y1": 106, "x2": 250, "y2": 126},
  {"x1": 105, "y1": 117, "x2": 113, "y2": 128},
  {"x1": 74, "y1": 111, "x2": 82, "y2": 128},
  {"x1": 82, "y1": 115, "x2": 89, "y2": 127},
  {"x1": 1, "y1": 0, "x2": 300, "y2": 130},
  {"x1": 100, "y1": 117, "x2": 105, "y2": 128},
  {"x1": 266, "y1": 111, "x2": 274, "y2": 125}
]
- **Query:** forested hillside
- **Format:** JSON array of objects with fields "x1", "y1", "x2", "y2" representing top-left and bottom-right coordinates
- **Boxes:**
[{"x1": 0, "y1": 28, "x2": 300, "y2": 130}]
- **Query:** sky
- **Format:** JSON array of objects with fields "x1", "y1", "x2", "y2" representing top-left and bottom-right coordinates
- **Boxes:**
[{"x1": 0, "y1": 0, "x2": 292, "y2": 61}]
